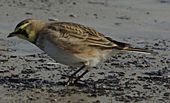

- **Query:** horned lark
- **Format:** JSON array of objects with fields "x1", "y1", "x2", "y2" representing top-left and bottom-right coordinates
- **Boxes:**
[{"x1": 8, "y1": 19, "x2": 154, "y2": 85}]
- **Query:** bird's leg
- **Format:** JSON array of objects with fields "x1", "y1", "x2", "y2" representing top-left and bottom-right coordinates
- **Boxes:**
[
  {"x1": 67, "y1": 65, "x2": 85, "y2": 85},
  {"x1": 73, "y1": 69, "x2": 89, "y2": 84}
]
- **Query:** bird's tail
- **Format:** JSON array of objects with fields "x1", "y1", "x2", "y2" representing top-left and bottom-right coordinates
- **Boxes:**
[
  {"x1": 122, "y1": 46, "x2": 156, "y2": 55},
  {"x1": 106, "y1": 37, "x2": 157, "y2": 55}
]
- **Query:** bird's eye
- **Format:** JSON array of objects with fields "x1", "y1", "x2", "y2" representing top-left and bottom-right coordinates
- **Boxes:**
[{"x1": 18, "y1": 28, "x2": 29, "y2": 38}]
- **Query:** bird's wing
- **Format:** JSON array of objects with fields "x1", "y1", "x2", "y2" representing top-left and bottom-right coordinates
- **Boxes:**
[{"x1": 44, "y1": 22, "x2": 117, "y2": 50}]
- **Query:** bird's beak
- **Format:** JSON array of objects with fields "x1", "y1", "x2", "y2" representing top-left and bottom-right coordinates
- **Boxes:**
[{"x1": 7, "y1": 32, "x2": 18, "y2": 38}]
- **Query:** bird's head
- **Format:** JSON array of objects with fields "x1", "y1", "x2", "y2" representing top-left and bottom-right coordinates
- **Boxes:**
[{"x1": 8, "y1": 19, "x2": 46, "y2": 43}]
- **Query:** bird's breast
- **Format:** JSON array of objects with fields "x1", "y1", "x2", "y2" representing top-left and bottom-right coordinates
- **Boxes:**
[{"x1": 36, "y1": 38, "x2": 84, "y2": 66}]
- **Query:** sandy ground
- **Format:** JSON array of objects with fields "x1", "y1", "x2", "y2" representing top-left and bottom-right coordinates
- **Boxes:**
[{"x1": 0, "y1": 0, "x2": 170, "y2": 103}]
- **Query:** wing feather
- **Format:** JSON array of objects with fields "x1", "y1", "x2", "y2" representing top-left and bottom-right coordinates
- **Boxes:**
[{"x1": 46, "y1": 22, "x2": 117, "y2": 49}]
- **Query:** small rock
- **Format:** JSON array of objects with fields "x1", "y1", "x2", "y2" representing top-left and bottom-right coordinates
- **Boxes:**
[
  {"x1": 69, "y1": 14, "x2": 77, "y2": 18},
  {"x1": 25, "y1": 12, "x2": 33, "y2": 15}
]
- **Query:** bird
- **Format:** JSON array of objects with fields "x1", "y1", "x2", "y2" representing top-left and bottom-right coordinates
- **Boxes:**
[{"x1": 7, "y1": 19, "x2": 154, "y2": 85}]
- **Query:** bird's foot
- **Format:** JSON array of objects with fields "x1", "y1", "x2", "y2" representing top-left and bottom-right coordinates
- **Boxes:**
[
  {"x1": 65, "y1": 76, "x2": 78, "y2": 86},
  {"x1": 66, "y1": 77, "x2": 74, "y2": 86}
]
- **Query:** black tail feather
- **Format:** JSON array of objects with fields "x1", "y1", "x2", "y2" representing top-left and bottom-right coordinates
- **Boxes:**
[{"x1": 106, "y1": 37, "x2": 157, "y2": 55}]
